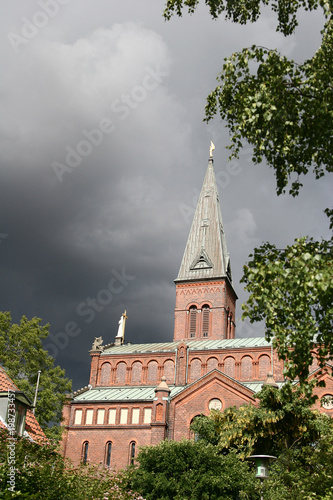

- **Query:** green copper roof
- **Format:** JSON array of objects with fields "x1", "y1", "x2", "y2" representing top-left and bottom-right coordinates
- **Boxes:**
[
  {"x1": 102, "y1": 342, "x2": 177, "y2": 355},
  {"x1": 73, "y1": 385, "x2": 184, "y2": 402},
  {"x1": 187, "y1": 338, "x2": 271, "y2": 350},
  {"x1": 73, "y1": 378, "x2": 279, "y2": 403},
  {"x1": 101, "y1": 337, "x2": 271, "y2": 355}
]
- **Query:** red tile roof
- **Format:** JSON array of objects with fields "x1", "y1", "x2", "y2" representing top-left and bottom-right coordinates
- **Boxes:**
[
  {"x1": 0, "y1": 366, "x2": 47, "y2": 442},
  {"x1": 0, "y1": 366, "x2": 18, "y2": 392},
  {"x1": 25, "y1": 409, "x2": 47, "y2": 443}
]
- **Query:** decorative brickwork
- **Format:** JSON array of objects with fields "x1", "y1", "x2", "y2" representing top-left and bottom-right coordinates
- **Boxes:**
[{"x1": 61, "y1": 156, "x2": 333, "y2": 470}]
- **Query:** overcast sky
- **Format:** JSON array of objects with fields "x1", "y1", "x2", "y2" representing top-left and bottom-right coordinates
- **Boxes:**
[{"x1": 0, "y1": 1, "x2": 331, "y2": 390}]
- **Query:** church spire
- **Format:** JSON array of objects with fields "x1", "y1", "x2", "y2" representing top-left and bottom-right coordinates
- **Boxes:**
[
  {"x1": 176, "y1": 146, "x2": 232, "y2": 284},
  {"x1": 173, "y1": 144, "x2": 237, "y2": 342}
]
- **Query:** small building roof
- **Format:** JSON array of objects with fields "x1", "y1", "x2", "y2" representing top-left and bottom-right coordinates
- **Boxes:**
[{"x1": 0, "y1": 366, "x2": 46, "y2": 442}]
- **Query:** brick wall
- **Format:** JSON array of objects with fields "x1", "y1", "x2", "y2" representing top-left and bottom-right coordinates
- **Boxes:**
[
  {"x1": 173, "y1": 280, "x2": 236, "y2": 342},
  {"x1": 88, "y1": 345, "x2": 281, "y2": 388},
  {"x1": 63, "y1": 400, "x2": 157, "y2": 469}
]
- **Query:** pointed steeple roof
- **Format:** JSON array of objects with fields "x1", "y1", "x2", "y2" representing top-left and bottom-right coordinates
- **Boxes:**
[{"x1": 176, "y1": 156, "x2": 232, "y2": 284}]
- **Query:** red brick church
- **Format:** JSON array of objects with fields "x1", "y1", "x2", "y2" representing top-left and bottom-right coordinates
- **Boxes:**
[{"x1": 61, "y1": 149, "x2": 333, "y2": 469}]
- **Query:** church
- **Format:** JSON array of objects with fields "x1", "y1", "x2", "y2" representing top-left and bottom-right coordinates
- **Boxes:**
[{"x1": 61, "y1": 147, "x2": 333, "y2": 470}]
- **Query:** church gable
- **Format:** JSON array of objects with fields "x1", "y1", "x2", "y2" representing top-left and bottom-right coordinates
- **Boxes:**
[
  {"x1": 305, "y1": 364, "x2": 333, "y2": 416},
  {"x1": 169, "y1": 369, "x2": 255, "y2": 441}
]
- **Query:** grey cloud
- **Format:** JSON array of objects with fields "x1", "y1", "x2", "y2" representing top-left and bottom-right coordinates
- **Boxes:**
[{"x1": 0, "y1": 2, "x2": 331, "y2": 389}]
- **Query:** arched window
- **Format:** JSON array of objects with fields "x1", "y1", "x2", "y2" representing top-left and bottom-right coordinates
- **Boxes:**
[
  {"x1": 100, "y1": 362, "x2": 111, "y2": 385},
  {"x1": 258, "y1": 355, "x2": 271, "y2": 379},
  {"x1": 224, "y1": 356, "x2": 235, "y2": 378},
  {"x1": 190, "y1": 358, "x2": 201, "y2": 381},
  {"x1": 189, "y1": 306, "x2": 197, "y2": 338},
  {"x1": 82, "y1": 441, "x2": 89, "y2": 464},
  {"x1": 156, "y1": 403, "x2": 163, "y2": 422},
  {"x1": 225, "y1": 307, "x2": 230, "y2": 338},
  {"x1": 189, "y1": 415, "x2": 201, "y2": 440},
  {"x1": 116, "y1": 362, "x2": 127, "y2": 383},
  {"x1": 207, "y1": 357, "x2": 218, "y2": 372},
  {"x1": 131, "y1": 361, "x2": 142, "y2": 383},
  {"x1": 241, "y1": 356, "x2": 253, "y2": 379},
  {"x1": 147, "y1": 360, "x2": 158, "y2": 384},
  {"x1": 105, "y1": 441, "x2": 112, "y2": 467},
  {"x1": 163, "y1": 359, "x2": 175, "y2": 384},
  {"x1": 202, "y1": 305, "x2": 210, "y2": 337},
  {"x1": 129, "y1": 441, "x2": 136, "y2": 465}
]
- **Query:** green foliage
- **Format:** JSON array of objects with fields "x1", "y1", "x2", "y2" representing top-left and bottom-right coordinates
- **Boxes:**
[
  {"x1": 241, "y1": 237, "x2": 333, "y2": 384},
  {"x1": 194, "y1": 385, "x2": 326, "y2": 457},
  {"x1": 190, "y1": 413, "x2": 221, "y2": 446},
  {"x1": 0, "y1": 429, "x2": 144, "y2": 499},
  {"x1": 204, "y1": 24, "x2": 333, "y2": 196},
  {"x1": 164, "y1": 1, "x2": 333, "y2": 196},
  {"x1": 126, "y1": 439, "x2": 258, "y2": 500},
  {"x1": 265, "y1": 420, "x2": 333, "y2": 499},
  {"x1": 127, "y1": 394, "x2": 333, "y2": 499},
  {"x1": 164, "y1": 0, "x2": 325, "y2": 36},
  {"x1": 164, "y1": 1, "x2": 333, "y2": 388},
  {"x1": 0, "y1": 312, "x2": 72, "y2": 440}
]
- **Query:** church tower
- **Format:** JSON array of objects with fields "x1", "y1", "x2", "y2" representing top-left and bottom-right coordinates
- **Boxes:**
[{"x1": 173, "y1": 145, "x2": 237, "y2": 342}]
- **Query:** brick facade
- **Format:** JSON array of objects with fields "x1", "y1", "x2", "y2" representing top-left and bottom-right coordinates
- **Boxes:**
[
  {"x1": 61, "y1": 156, "x2": 333, "y2": 470},
  {"x1": 173, "y1": 280, "x2": 236, "y2": 342}
]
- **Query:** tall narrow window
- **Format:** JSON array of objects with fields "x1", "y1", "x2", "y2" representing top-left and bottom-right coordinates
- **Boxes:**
[
  {"x1": 97, "y1": 409, "x2": 105, "y2": 424},
  {"x1": 108, "y1": 409, "x2": 116, "y2": 424},
  {"x1": 189, "y1": 415, "x2": 201, "y2": 440},
  {"x1": 120, "y1": 408, "x2": 128, "y2": 424},
  {"x1": 189, "y1": 306, "x2": 197, "y2": 338},
  {"x1": 130, "y1": 442, "x2": 136, "y2": 465},
  {"x1": 74, "y1": 409, "x2": 82, "y2": 425},
  {"x1": 82, "y1": 441, "x2": 89, "y2": 464},
  {"x1": 85, "y1": 409, "x2": 93, "y2": 425},
  {"x1": 144, "y1": 408, "x2": 152, "y2": 424},
  {"x1": 105, "y1": 441, "x2": 112, "y2": 467},
  {"x1": 132, "y1": 408, "x2": 140, "y2": 424},
  {"x1": 202, "y1": 305, "x2": 210, "y2": 337}
]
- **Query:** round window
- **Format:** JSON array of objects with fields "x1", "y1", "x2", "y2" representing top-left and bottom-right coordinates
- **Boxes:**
[
  {"x1": 208, "y1": 398, "x2": 222, "y2": 411},
  {"x1": 321, "y1": 394, "x2": 333, "y2": 410}
]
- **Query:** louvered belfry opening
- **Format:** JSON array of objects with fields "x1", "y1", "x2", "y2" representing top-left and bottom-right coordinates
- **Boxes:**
[
  {"x1": 202, "y1": 305, "x2": 210, "y2": 337},
  {"x1": 189, "y1": 306, "x2": 197, "y2": 337}
]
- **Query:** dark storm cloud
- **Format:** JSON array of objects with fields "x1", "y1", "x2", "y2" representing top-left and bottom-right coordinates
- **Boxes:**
[{"x1": 0, "y1": 1, "x2": 331, "y2": 388}]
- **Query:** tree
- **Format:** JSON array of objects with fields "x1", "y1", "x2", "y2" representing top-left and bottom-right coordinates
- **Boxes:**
[
  {"x1": 0, "y1": 428, "x2": 144, "y2": 499},
  {"x1": 265, "y1": 422, "x2": 333, "y2": 499},
  {"x1": 164, "y1": 0, "x2": 327, "y2": 35},
  {"x1": 126, "y1": 439, "x2": 258, "y2": 500},
  {"x1": 164, "y1": 1, "x2": 333, "y2": 195},
  {"x1": 189, "y1": 386, "x2": 333, "y2": 498},
  {"x1": 241, "y1": 237, "x2": 333, "y2": 384},
  {"x1": 0, "y1": 312, "x2": 72, "y2": 440},
  {"x1": 163, "y1": 0, "x2": 333, "y2": 385},
  {"x1": 191, "y1": 384, "x2": 326, "y2": 457}
]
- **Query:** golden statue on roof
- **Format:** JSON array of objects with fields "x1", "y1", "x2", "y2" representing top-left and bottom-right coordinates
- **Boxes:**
[
  {"x1": 116, "y1": 310, "x2": 128, "y2": 343},
  {"x1": 209, "y1": 141, "x2": 215, "y2": 158}
]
